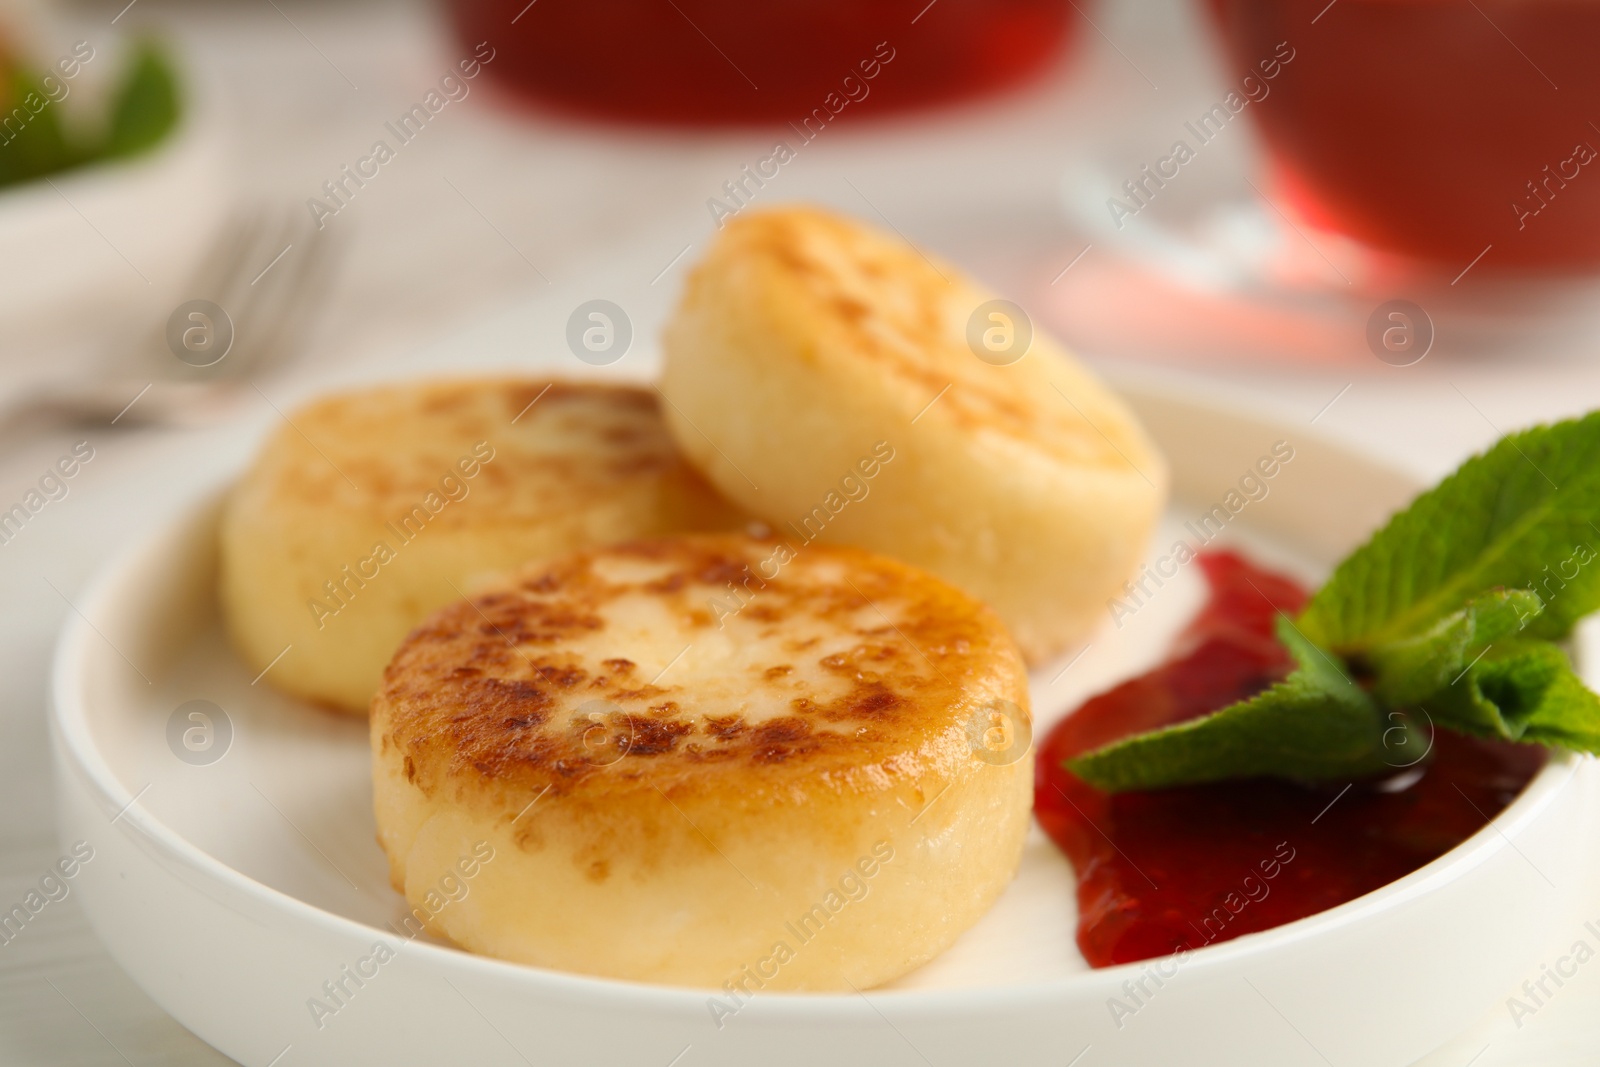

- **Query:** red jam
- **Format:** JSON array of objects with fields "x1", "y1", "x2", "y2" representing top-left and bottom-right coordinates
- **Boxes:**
[{"x1": 1036, "y1": 550, "x2": 1546, "y2": 968}]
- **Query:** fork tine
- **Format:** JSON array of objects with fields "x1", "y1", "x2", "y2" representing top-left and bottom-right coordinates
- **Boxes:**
[
  {"x1": 257, "y1": 224, "x2": 337, "y2": 377},
  {"x1": 223, "y1": 209, "x2": 340, "y2": 382},
  {"x1": 210, "y1": 209, "x2": 274, "y2": 320},
  {"x1": 194, "y1": 210, "x2": 260, "y2": 299},
  {"x1": 225, "y1": 210, "x2": 313, "y2": 377},
  {"x1": 119, "y1": 207, "x2": 254, "y2": 377},
  {"x1": 211, "y1": 209, "x2": 295, "y2": 381}
]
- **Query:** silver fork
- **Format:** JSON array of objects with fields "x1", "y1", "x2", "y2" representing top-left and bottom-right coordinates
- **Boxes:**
[{"x1": 4, "y1": 207, "x2": 339, "y2": 428}]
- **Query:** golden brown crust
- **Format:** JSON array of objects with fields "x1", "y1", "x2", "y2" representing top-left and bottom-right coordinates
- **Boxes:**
[
  {"x1": 220, "y1": 377, "x2": 748, "y2": 712},
  {"x1": 372, "y1": 534, "x2": 1028, "y2": 814},
  {"x1": 708, "y1": 207, "x2": 1153, "y2": 471},
  {"x1": 243, "y1": 378, "x2": 724, "y2": 531}
]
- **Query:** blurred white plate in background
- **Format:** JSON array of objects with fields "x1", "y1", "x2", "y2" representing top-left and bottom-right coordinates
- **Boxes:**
[{"x1": 0, "y1": 42, "x2": 230, "y2": 382}]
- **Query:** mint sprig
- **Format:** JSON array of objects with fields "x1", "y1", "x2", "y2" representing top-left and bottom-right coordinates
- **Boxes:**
[
  {"x1": 0, "y1": 40, "x2": 181, "y2": 191},
  {"x1": 1068, "y1": 617, "x2": 1389, "y2": 792},
  {"x1": 1363, "y1": 588, "x2": 1544, "y2": 707},
  {"x1": 103, "y1": 42, "x2": 181, "y2": 161},
  {"x1": 1300, "y1": 412, "x2": 1600, "y2": 649},
  {"x1": 1432, "y1": 640, "x2": 1600, "y2": 750},
  {"x1": 1068, "y1": 414, "x2": 1600, "y2": 793}
]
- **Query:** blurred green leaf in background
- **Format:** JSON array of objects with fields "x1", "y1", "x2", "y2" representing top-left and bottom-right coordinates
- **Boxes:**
[{"x1": 0, "y1": 39, "x2": 181, "y2": 190}]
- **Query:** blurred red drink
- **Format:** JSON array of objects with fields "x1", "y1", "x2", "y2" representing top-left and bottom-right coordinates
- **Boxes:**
[
  {"x1": 448, "y1": 0, "x2": 1074, "y2": 126},
  {"x1": 1208, "y1": 0, "x2": 1600, "y2": 271}
]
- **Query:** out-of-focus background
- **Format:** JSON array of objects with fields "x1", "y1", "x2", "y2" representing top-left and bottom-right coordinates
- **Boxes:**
[{"x1": 3, "y1": 0, "x2": 1600, "y2": 1062}]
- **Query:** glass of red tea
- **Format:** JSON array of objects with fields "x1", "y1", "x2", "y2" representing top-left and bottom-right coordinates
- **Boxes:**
[
  {"x1": 1206, "y1": 0, "x2": 1600, "y2": 271},
  {"x1": 447, "y1": 0, "x2": 1075, "y2": 126}
]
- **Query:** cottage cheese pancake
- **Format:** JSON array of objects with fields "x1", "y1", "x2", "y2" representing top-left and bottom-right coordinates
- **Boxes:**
[
  {"x1": 370, "y1": 534, "x2": 1032, "y2": 989},
  {"x1": 220, "y1": 379, "x2": 743, "y2": 713},
  {"x1": 660, "y1": 206, "x2": 1168, "y2": 664}
]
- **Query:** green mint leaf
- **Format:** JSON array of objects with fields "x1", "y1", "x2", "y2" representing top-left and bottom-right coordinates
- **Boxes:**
[
  {"x1": 1425, "y1": 640, "x2": 1600, "y2": 751},
  {"x1": 1298, "y1": 412, "x2": 1600, "y2": 653},
  {"x1": 0, "y1": 66, "x2": 83, "y2": 187},
  {"x1": 0, "y1": 40, "x2": 181, "y2": 192},
  {"x1": 1363, "y1": 588, "x2": 1544, "y2": 706},
  {"x1": 1062, "y1": 414, "x2": 1600, "y2": 794},
  {"x1": 1066, "y1": 617, "x2": 1389, "y2": 792},
  {"x1": 103, "y1": 41, "x2": 181, "y2": 160}
]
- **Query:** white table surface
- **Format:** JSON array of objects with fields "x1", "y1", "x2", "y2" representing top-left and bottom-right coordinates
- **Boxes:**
[{"x1": 4, "y1": 0, "x2": 1600, "y2": 1063}]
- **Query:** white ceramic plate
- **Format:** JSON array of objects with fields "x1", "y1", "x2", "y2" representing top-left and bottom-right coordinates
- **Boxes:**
[
  {"x1": 0, "y1": 42, "x2": 230, "y2": 384},
  {"x1": 50, "y1": 382, "x2": 1600, "y2": 1067}
]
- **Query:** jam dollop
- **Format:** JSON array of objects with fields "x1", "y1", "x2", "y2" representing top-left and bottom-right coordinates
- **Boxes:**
[{"x1": 1036, "y1": 550, "x2": 1546, "y2": 968}]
